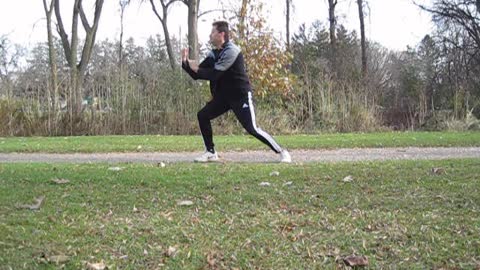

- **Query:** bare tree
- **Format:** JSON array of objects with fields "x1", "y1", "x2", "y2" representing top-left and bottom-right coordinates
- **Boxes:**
[
  {"x1": 0, "y1": 36, "x2": 23, "y2": 96},
  {"x1": 357, "y1": 0, "x2": 367, "y2": 80},
  {"x1": 418, "y1": 0, "x2": 480, "y2": 52},
  {"x1": 42, "y1": 0, "x2": 59, "y2": 115},
  {"x1": 54, "y1": 0, "x2": 104, "y2": 120},
  {"x1": 149, "y1": 0, "x2": 179, "y2": 69},
  {"x1": 418, "y1": 0, "x2": 480, "y2": 117}
]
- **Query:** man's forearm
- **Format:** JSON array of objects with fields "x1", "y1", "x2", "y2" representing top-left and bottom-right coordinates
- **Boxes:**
[{"x1": 196, "y1": 67, "x2": 224, "y2": 81}]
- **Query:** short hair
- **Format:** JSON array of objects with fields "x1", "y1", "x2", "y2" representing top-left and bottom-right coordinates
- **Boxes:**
[{"x1": 212, "y1": 21, "x2": 229, "y2": 42}]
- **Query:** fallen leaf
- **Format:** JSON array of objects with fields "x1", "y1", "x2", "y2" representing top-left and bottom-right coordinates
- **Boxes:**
[
  {"x1": 108, "y1": 167, "x2": 124, "y2": 171},
  {"x1": 52, "y1": 178, "x2": 70, "y2": 184},
  {"x1": 431, "y1": 167, "x2": 445, "y2": 175},
  {"x1": 86, "y1": 261, "x2": 106, "y2": 270},
  {"x1": 259, "y1": 182, "x2": 271, "y2": 187},
  {"x1": 269, "y1": 171, "x2": 280, "y2": 176},
  {"x1": 161, "y1": 211, "x2": 174, "y2": 221},
  {"x1": 343, "y1": 255, "x2": 368, "y2": 267},
  {"x1": 133, "y1": 205, "x2": 139, "y2": 212},
  {"x1": 177, "y1": 200, "x2": 194, "y2": 206},
  {"x1": 166, "y1": 246, "x2": 177, "y2": 257},
  {"x1": 47, "y1": 255, "x2": 69, "y2": 264},
  {"x1": 343, "y1": 175, "x2": 354, "y2": 182},
  {"x1": 207, "y1": 253, "x2": 216, "y2": 267},
  {"x1": 206, "y1": 251, "x2": 224, "y2": 268},
  {"x1": 283, "y1": 181, "x2": 293, "y2": 186},
  {"x1": 16, "y1": 196, "x2": 45, "y2": 210}
]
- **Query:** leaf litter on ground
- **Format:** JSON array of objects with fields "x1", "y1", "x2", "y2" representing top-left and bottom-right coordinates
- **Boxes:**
[
  {"x1": 51, "y1": 178, "x2": 70, "y2": 184},
  {"x1": 86, "y1": 261, "x2": 106, "y2": 270},
  {"x1": 343, "y1": 255, "x2": 369, "y2": 267},
  {"x1": 431, "y1": 167, "x2": 446, "y2": 175},
  {"x1": 16, "y1": 196, "x2": 45, "y2": 210},
  {"x1": 269, "y1": 171, "x2": 280, "y2": 176},
  {"x1": 177, "y1": 200, "x2": 194, "y2": 206}
]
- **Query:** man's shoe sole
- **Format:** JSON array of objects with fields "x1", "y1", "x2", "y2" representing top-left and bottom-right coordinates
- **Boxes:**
[{"x1": 194, "y1": 158, "x2": 219, "y2": 163}]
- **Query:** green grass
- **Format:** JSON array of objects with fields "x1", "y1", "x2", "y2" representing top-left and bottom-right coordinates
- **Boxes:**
[
  {"x1": 0, "y1": 131, "x2": 479, "y2": 153},
  {"x1": 1, "y1": 160, "x2": 479, "y2": 269}
]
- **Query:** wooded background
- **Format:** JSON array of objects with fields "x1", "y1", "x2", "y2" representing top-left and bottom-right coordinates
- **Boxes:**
[{"x1": 0, "y1": 0, "x2": 479, "y2": 136}]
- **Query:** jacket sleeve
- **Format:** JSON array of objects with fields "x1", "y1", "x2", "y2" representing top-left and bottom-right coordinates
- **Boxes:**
[
  {"x1": 196, "y1": 46, "x2": 240, "y2": 81},
  {"x1": 182, "y1": 61, "x2": 198, "y2": 80},
  {"x1": 181, "y1": 52, "x2": 215, "y2": 80},
  {"x1": 182, "y1": 61, "x2": 199, "y2": 80}
]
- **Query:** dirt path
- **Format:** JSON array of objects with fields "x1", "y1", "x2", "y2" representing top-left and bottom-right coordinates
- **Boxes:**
[{"x1": 0, "y1": 147, "x2": 479, "y2": 163}]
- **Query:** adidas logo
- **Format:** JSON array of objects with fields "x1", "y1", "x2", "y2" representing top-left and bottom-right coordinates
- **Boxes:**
[{"x1": 242, "y1": 103, "x2": 249, "y2": 108}]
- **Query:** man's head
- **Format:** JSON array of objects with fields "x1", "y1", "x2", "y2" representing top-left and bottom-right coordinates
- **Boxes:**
[{"x1": 210, "y1": 21, "x2": 229, "y2": 48}]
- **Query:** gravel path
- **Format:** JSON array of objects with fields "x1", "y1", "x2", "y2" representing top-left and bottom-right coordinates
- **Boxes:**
[{"x1": 0, "y1": 147, "x2": 479, "y2": 163}]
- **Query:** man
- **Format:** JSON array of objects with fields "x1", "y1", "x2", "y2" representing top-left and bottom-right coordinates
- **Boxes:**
[{"x1": 181, "y1": 21, "x2": 291, "y2": 163}]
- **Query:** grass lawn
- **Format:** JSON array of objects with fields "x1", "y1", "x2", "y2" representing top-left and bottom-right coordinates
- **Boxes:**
[
  {"x1": 1, "y1": 159, "x2": 479, "y2": 269},
  {"x1": 0, "y1": 131, "x2": 479, "y2": 153}
]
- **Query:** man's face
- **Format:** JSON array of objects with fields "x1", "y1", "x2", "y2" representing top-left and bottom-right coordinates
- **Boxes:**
[{"x1": 209, "y1": 26, "x2": 224, "y2": 47}]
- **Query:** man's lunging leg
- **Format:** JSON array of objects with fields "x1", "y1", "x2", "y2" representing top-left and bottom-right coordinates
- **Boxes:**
[
  {"x1": 232, "y1": 92, "x2": 292, "y2": 162},
  {"x1": 196, "y1": 99, "x2": 229, "y2": 162}
]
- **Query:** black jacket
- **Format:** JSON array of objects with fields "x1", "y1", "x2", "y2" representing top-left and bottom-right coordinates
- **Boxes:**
[{"x1": 182, "y1": 41, "x2": 251, "y2": 101}]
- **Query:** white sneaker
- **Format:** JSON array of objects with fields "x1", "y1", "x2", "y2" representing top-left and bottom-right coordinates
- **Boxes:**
[
  {"x1": 280, "y1": 149, "x2": 292, "y2": 163},
  {"x1": 194, "y1": 151, "x2": 219, "y2": 163}
]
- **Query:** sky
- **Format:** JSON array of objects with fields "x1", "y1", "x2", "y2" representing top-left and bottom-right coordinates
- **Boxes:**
[{"x1": 0, "y1": 0, "x2": 434, "y2": 52}]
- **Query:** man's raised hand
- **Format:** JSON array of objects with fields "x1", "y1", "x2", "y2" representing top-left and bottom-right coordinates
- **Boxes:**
[
  {"x1": 187, "y1": 59, "x2": 199, "y2": 72},
  {"x1": 181, "y1": 48, "x2": 189, "y2": 62}
]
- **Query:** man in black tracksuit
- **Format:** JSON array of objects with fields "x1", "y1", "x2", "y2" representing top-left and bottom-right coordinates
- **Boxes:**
[{"x1": 182, "y1": 21, "x2": 291, "y2": 163}]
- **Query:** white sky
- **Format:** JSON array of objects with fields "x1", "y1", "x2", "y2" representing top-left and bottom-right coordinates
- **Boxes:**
[{"x1": 0, "y1": 0, "x2": 433, "y2": 52}]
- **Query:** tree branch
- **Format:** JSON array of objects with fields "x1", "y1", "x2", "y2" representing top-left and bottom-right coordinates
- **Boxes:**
[
  {"x1": 79, "y1": 3, "x2": 92, "y2": 32},
  {"x1": 166, "y1": 0, "x2": 182, "y2": 8},
  {"x1": 79, "y1": 0, "x2": 104, "y2": 72},
  {"x1": 198, "y1": 8, "x2": 225, "y2": 18},
  {"x1": 150, "y1": 0, "x2": 164, "y2": 23},
  {"x1": 54, "y1": 0, "x2": 72, "y2": 66}
]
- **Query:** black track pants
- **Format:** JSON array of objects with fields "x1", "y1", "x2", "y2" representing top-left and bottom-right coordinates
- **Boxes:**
[{"x1": 197, "y1": 92, "x2": 283, "y2": 154}]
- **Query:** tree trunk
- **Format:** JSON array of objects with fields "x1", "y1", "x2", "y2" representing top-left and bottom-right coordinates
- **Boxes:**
[
  {"x1": 70, "y1": 0, "x2": 81, "y2": 119},
  {"x1": 42, "y1": 0, "x2": 59, "y2": 134},
  {"x1": 286, "y1": 0, "x2": 291, "y2": 50},
  {"x1": 119, "y1": 1, "x2": 128, "y2": 133},
  {"x1": 357, "y1": 0, "x2": 367, "y2": 80},
  {"x1": 119, "y1": 0, "x2": 127, "y2": 67},
  {"x1": 186, "y1": 0, "x2": 200, "y2": 60},
  {"x1": 328, "y1": 0, "x2": 337, "y2": 73},
  {"x1": 163, "y1": 17, "x2": 177, "y2": 69},
  {"x1": 150, "y1": 0, "x2": 177, "y2": 70},
  {"x1": 239, "y1": 0, "x2": 249, "y2": 41},
  {"x1": 328, "y1": 0, "x2": 337, "y2": 48}
]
